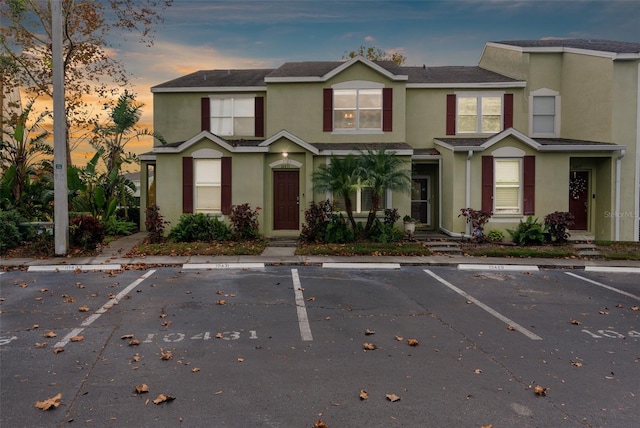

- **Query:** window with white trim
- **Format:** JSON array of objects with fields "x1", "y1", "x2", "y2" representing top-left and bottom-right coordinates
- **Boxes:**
[
  {"x1": 457, "y1": 95, "x2": 502, "y2": 133},
  {"x1": 195, "y1": 158, "x2": 221, "y2": 212},
  {"x1": 334, "y1": 89, "x2": 382, "y2": 130},
  {"x1": 530, "y1": 89, "x2": 560, "y2": 137},
  {"x1": 333, "y1": 187, "x2": 386, "y2": 213},
  {"x1": 210, "y1": 97, "x2": 254, "y2": 136},
  {"x1": 494, "y1": 158, "x2": 521, "y2": 214}
]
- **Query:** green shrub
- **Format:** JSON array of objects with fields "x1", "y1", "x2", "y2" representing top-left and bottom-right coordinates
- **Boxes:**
[
  {"x1": 115, "y1": 207, "x2": 140, "y2": 228},
  {"x1": 0, "y1": 210, "x2": 24, "y2": 254},
  {"x1": 459, "y1": 208, "x2": 492, "y2": 241},
  {"x1": 229, "y1": 203, "x2": 261, "y2": 240},
  {"x1": 487, "y1": 229, "x2": 505, "y2": 242},
  {"x1": 544, "y1": 211, "x2": 574, "y2": 243},
  {"x1": 507, "y1": 216, "x2": 546, "y2": 246},
  {"x1": 324, "y1": 213, "x2": 355, "y2": 244},
  {"x1": 103, "y1": 216, "x2": 137, "y2": 236},
  {"x1": 144, "y1": 205, "x2": 168, "y2": 244},
  {"x1": 70, "y1": 215, "x2": 105, "y2": 250},
  {"x1": 168, "y1": 213, "x2": 232, "y2": 242},
  {"x1": 367, "y1": 218, "x2": 404, "y2": 243},
  {"x1": 384, "y1": 208, "x2": 401, "y2": 225}
]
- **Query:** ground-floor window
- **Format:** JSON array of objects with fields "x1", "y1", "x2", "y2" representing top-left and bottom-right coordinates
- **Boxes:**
[
  {"x1": 333, "y1": 187, "x2": 386, "y2": 213},
  {"x1": 494, "y1": 158, "x2": 521, "y2": 214},
  {"x1": 195, "y1": 158, "x2": 222, "y2": 212}
]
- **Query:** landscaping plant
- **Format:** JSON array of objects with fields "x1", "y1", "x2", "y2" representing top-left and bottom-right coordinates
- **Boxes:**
[
  {"x1": 168, "y1": 213, "x2": 232, "y2": 242},
  {"x1": 229, "y1": 203, "x2": 261, "y2": 240},
  {"x1": 459, "y1": 208, "x2": 492, "y2": 241},
  {"x1": 507, "y1": 216, "x2": 546, "y2": 246},
  {"x1": 544, "y1": 211, "x2": 574, "y2": 243}
]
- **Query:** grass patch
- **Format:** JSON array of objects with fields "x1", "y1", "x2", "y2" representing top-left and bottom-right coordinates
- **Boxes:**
[
  {"x1": 296, "y1": 242, "x2": 431, "y2": 257},
  {"x1": 595, "y1": 241, "x2": 640, "y2": 261},
  {"x1": 132, "y1": 240, "x2": 267, "y2": 256},
  {"x1": 462, "y1": 244, "x2": 577, "y2": 259}
]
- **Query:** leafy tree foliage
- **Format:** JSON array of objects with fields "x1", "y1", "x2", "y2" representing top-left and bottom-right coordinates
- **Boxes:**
[
  {"x1": 343, "y1": 45, "x2": 406, "y2": 65},
  {"x1": 0, "y1": 0, "x2": 173, "y2": 163}
]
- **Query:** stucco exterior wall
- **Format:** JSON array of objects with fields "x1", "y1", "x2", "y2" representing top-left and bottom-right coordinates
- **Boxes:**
[{"x1": 478, "y1": 45, "x2": 529, "y2": 80}]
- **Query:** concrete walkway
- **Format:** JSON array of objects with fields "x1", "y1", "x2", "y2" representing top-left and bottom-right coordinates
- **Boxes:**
[{"x1": 2, "y1": 231, "x2": 640, "y2": 270}]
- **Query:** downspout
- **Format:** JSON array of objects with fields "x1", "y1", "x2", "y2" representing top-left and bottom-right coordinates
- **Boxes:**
[
  {"x1": 465, "y1": 150, "x2": 473, "y2": 236},
  {"x1": 615, "y1": 148, "x2": 625, "y2": 241},
  {"x1": 438, "y1": 156, "x2": 443, "y2": 232}
]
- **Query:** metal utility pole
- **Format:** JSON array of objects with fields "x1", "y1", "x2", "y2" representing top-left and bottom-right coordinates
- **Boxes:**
[{"x1": 52, "y1": 0, "x2": 68, "y2": 255}]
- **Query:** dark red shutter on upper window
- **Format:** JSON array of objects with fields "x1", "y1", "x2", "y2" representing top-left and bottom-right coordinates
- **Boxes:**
[
  {"x1": 255, "y1": 96, "x2": 264, "y2": 137},
  {"x1": 523, "y1": 155, "x2": 535, "y2": 215},
  {"x1": 323, "y1": 88, "x2": 333, "y2": 132},
  {"x1": 182, "y1": 157, "x2": 194, "y2": 213},
  {"x1": 503, "y1": 93, "x2": 513, "y2": 130},
  {"x1": 221, "y1": 157, "x2": 232, "y2": 215},
  {"x1": 382, "y1": 88, "x2": 392, "y2": 132},
  {"x1": 446, "y1": 94, "x2": 456, "y2": 135},
  {"x1": 201, "y1": 98, "x2": 210, "y2": 132},
  {"x1": 481, "y1": 156, "x2": 494, "y2": 214}
]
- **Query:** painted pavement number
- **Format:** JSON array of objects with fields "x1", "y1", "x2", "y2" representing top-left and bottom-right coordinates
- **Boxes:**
[
  {"x1": 142, "y1": 331, "x2": 258, "y2": 343},
  {"x1": 581, "y1": 329, "x2": 640, "y2": 339}
]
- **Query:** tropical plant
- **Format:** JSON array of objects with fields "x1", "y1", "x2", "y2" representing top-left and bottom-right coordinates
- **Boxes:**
[
  {"x1": 459, "y1": 208, "x2": 492, "y2": 241},
  {"x1": 0, "y1": 209, "x2": 24, "y2": 254},
  {"x1": 69, "y1": 215, "x2": 105, "y2": 251},
  {"x1": 229, "y1": 203, "x2": 261, "y2": 240},
  {"x1": 312, "y1": 155, "x2": 362, "y2": 231},
  {"x1": 300, "y1": 200, "x2": 334, "y2": 243},
  {"x1": 507, "y1": 216, "x2": 547, "y2": 246},
  {"x1": 145, "y1": 204, "x2": 168, "y2": 244},
  {"x1": 544, "y1": 211, "x2": 574, "y2": 243},
  {"x1": 358, "y1": 149, "x2": 411, "y2": 235},
  {"x1": 487, "y1": 229, "x2": 505, "y2": 242},
  {"x1": 0, "y1": 97, "x2": 53, "y2": 216}
]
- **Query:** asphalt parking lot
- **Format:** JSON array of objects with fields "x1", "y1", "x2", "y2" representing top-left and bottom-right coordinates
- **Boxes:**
[{"x1": 1, "y1": 265, "x2": 638, "y2": 427}]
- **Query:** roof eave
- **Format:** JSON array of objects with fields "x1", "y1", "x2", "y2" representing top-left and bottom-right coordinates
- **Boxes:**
[
  {"x1": 407, "y1": 81, "x2": 526, "y2": 89},
  {"x1": 151, "y1": 86, "x2": 267, "y2": 93}
]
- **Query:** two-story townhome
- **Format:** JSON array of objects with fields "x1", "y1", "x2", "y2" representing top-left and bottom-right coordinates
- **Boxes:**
[{"x1": 141, "y1": 39, "x2": 640, "y2": 242}]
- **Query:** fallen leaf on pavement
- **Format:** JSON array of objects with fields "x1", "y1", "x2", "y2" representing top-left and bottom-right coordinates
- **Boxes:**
[
  {"x1": 153, "y1": 394, "x2": 175, "y2": 404},
  {"x1": 216, "y1": 300, "x2": 226, "y2": 305},
  {"x1": 474, "y1": 369, "x2": 482, "y2": 374},
  {"x1": 364, "y1": 329, "x2": 375, "y2": 336},
  {"x1": 570, "y1": 319, "x2": 582, "y2": 325},
  {"x1": 70, "y1": 335, "x2": 84, "y2": 342},
  {"x1": 216, "y1": 290, "x2": 225, "y2": 295},
  {"x1": 160, "y1": 350, "x2": 173, "y2": 360},
  {"x1": 395, "y1": 336, "x2": 403, "y2": 341},
  {"x1": 191, "y1": 368, "x2": 200, "y2": 373},
  {"x1": 359, "y1": 390, "x2": 369, "y2": 400},
  {"x1": 481, "y1": 425, "x2": 493, "y2": 428},
  {"x1": 135, "y1": 384, "x2": 149, "y2": 394},
  {"x1": 132, "y1": 354, "x2": 140, "y2": 362},
  {"x1": 631, "y1": 306, "x2": 639, "y2": 311},
  {"x1": 533, "y1": 385, "x2": 548, "y2": 396},
  {"x1": 44, "y1": 331, "x2": 57, "y2": 338},
  {"x1": 237, "y1": 357, "x2": 244, "y2": 363},
  {"x1": 128, "y1": 339, "x2": 141, "y2": 346},
  {"x1": 215, "y1": 332, "x2": 224, "y2": 339},
  {"x1": 363, "y1": 343, "x2": 377, "y2": 350},
  {"x1": 386, "y1": 393, "x2": 401, "y2": 402},
  {"x1": 307, "y1": 296, "x2": 316, "y2": 301},
  {"x1": 312, "y1": 421, "x2": 329, "y2": 428},
  {"x1": 35, "y1": 342, "x2": 48, "y2": 348},
  {"x1": 78, "y1": 305, "x2": 89, "y2": 312},
  {"x1": 507, "y1": 325, "x2": 516, "y2": 331},
  {"x1": 570, "y1": 360, "x2": 583, "y2": 367},
  {"x1": 35, "y1": 393, "x2": 62, "y2": 410},
  {"x1": 598, "y1": 310, "x2": 609, "y2": 315},
  {"x1": 53, "y1": 347, "x2": 64, "y2": 354},
  {"x1": 407, "y1": 338, "x2": 419, "y2": 346}
]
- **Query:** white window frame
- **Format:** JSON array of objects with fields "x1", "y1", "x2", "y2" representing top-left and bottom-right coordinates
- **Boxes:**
[
  {"x1": 194, "y1": 157, "x2": 222, "y2": 214},
  {"x1": 529, "y1": 88, "x2": 561, "y2": 138},
  {"x1": 332, "y1": 81, "x2": 384, "y2": 134},
  {"x1": 209, "y1": 95, "x2": 255, "y2": 137},
  {"x1": 456, "y1": 92, "x2": 504, "y2": 135},
  {"x1": 494, "y1": 157, "x2": 522, "y2": 215}
]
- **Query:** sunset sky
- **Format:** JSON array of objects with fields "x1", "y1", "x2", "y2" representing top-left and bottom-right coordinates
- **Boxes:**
[{"x1": 45, "y1": 0, "x2": 640, "y2": 166}]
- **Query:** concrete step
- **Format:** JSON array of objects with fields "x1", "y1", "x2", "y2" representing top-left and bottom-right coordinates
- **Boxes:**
[
  {"x1": 573, "y1": 243, "x2": 598, "y2": 250},
  {"x1": 267, "y1": 238, "x2": 299, "y2": 247},
  {"x1": 577, "y1": 250, "x2": 601, "y2": 257},
  {"x1": 429, "y1": 246, "x2": 463, "y2": 254}
]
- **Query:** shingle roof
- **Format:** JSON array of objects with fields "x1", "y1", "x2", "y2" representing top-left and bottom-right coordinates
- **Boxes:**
[
  {"x1": 436, "y1": 137, "x2": 620, "y2": 147},
  {"x1": 312, "y1": 142, "x2": 413, "y2": 151},
  {"x1": 152, "y1": 69, "x2": 274, "y2": 89},
  {"x1": 403, "y1": 66, "x2": 518, "y2": 84},
  {"x1": 266, "y1": 60, "x2": 404, "y2": 78},
  {"x1": 493, "y1": 39, "x2": 640, "y2": 54}
]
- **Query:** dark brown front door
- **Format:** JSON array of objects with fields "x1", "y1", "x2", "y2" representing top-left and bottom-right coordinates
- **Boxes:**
[
  {"x1": 274, "y1": 170, "x2": 299, "y2": 230},
  {"x1": 568, "y1": 171, "x2": 589, "y2": 230}
]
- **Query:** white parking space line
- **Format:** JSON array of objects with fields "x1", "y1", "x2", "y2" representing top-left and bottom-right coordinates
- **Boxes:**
[
  {"x1": 322, "y1": 263, "x2": 401, "y2": 269},
  {"x1": 54, "y1": 270, "x2": 156, "y2": 348},
  {"x1": 182, "y1": 263, "x2": 264, "y2": 269},
  {"x1": 291, "y1": 269, "x2": 313, "y2": 341},
  {"x1": 458, "y1": 264, "x2": 539, "y2": 272},
  {"x1": 565, "y1": 272, "x2": 640, "y2": 301},
  {"x1": 27, "y1": 264, "x2": 122, "y2": 272},
  {"x1": 424, "y1": 269, "x2": 543, "y2": 341},
  {"x1": 584, "y1": 266, "x2": 640, "y2": 274}
]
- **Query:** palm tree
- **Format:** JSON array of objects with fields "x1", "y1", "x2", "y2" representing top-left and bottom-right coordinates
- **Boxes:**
[
  {"x1": 312, "y1": 154, "x2": 362, "y2": 231},
  {"x1": 358, "y1": 149, "x2": 411, "y2": 234}
]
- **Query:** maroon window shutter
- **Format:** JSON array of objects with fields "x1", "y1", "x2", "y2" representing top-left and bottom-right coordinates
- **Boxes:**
[
  {"x1": 382, "y1": 88, "x2": 393, "y2": 132},
  {"x1": 182, "y1": 157, "x2": 194, "y2": 213},
  {"x1": 254, "y1": 96, "x2": 264, "y2": 137},
  {"x1": 523, "y1": 155, "x2": 535, "y2": 215},
  {"x1": 323, "y1": 88, "x2": 333, "y2": 132},
  {"x1": 201, "y1": 98, "x2": 210, "y2": 132},
  {"x1": 503, "y1": 93, "x2": 513, "y2": 129},
  {"x1": 221, "y1": 157, "x2": 232, "y2": 215},
  {"x1": 481, "y1": 156, "x2": 494, "y2": 214},
  {"x1": 446, "y1": 94, "x2": 456, "y2": 135}
]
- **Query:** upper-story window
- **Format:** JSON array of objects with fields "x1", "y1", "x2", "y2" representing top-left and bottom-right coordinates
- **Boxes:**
[
  {"x1": 457, "y1": 94, "x2": 502, "y2": 134},
  {"x1": 333, "y1": 89, "x2": 382, "y2": 130},
  {"x1": 530, "y1": 88, "x2": 560, "y2": 137},
  {"x1": 210, "y1": 97, "x2": 254, "y2": 136},
  {"x1": 324, "y1": 81, "x2": 392, "y2": 133}
]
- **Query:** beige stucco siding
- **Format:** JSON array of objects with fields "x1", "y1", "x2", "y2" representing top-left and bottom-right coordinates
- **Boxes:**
[{"x1": 478, "y1": 45, "x2": 529, "y2": 80}]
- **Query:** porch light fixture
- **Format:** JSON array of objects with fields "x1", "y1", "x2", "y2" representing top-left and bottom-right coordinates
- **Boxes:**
[{"x1": 282, "y1": 152, "x2": 288, "y2": 165}]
